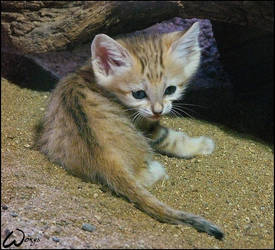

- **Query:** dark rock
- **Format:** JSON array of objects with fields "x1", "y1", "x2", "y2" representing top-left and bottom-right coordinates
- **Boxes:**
[
  {"x1": 2, "y1": 204, "x2": 8, "y2": 210},
  {"x1": 82, "y1": 223, "x2": 96, "y2": 233},
  {"x1": 10, "y1": 211, "x2": 18, "y2": 217},
  {"x1": 52, "y1": 236, "x2": 60, "y2": 242}
]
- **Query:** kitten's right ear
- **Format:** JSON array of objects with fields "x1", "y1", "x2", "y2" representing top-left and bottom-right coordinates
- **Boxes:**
[
  {"x1": 91, "y1": 34, "x2": 133, "y2": 85},
  {"x1": 168, "y1": 22, "x2": 201, "y2": 60}
]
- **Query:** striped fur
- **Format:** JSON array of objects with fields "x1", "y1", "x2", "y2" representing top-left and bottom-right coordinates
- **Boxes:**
[{"x1": 37, "y1": 22, "x2": 223, "y2": 239}]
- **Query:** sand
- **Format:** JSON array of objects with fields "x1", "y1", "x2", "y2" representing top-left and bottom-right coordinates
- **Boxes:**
[{"x1": 1, "y1": 77, "x2": 274, "y2": 248}]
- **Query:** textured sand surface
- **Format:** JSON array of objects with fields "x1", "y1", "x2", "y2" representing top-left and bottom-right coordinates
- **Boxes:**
[{"x1": 1, "y1": 78, "x2": 274, "y2": 248}]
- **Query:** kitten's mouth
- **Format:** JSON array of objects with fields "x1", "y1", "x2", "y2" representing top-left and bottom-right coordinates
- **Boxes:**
[{"x1": 149, "y1": 115, "x2": 161, "y2": 121}]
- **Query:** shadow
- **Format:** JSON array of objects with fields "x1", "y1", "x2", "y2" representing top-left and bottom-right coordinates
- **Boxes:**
[
  {"x1": 196, "y1": 20, "x2": 274, "y2": 147},
  {"x1": 1, "y1": 52, "x2": 58, "y2": 91},
  {"x1": 211, "y1": 21, "x2": 273, "y2": 95},
  {"x1": 173, "y1": 85, "x2": 273, "y2": 148}
]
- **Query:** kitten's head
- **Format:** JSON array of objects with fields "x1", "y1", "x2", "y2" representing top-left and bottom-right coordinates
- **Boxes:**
[{"x1": 91, "y1": 22, "x2": 201, "y2": 120}]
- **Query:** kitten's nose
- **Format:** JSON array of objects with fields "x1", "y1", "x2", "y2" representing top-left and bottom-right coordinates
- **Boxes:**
[{"x1": 152, "y1": 103, "x2": 163, "y2": 115}]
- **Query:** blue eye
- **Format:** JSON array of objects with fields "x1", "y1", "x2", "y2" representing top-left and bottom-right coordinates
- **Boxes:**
[
  {"x1": 132, "y1": 90, "x2": 147, "y2": 99},
  {"x1": 164, "y1": 86, "x2": 177, "y2": 95}
]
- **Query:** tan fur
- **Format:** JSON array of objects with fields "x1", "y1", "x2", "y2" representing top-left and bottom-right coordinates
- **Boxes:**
[{"x1": 37, "y1": 22, "x2": 223, "y2": 239}]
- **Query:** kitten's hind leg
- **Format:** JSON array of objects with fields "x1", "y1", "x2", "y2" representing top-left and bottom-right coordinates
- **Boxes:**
[{"x1": 137, "y1": 161, "x2": 169, "y2": 188}]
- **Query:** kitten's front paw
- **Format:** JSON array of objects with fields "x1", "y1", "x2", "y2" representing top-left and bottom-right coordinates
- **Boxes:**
[
  {"x1": 154, "y1": 130, "x2": 215, "y2": 158},
  {"x1": 197, "y1": 136, "x2": 215, "y2": 155}
]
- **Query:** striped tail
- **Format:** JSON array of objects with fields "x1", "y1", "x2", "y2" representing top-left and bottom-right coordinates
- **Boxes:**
[{"x1": 104, "y1": 168, "x2": 224, "y2": 240}]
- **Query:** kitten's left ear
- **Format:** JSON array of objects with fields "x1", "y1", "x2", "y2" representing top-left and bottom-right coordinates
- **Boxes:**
[
  {"x1": 169, "y1": 22, "x2": 201, "y2": 60},
  {"x1": 91, "y1": 34, "x2": 133, "y2": 85}
]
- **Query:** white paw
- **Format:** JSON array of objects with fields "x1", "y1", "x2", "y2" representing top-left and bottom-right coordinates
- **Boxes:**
[
  {"x1": 197, "y1": 136, "x2": 215, "y2": 155},
  {"x1": 141, "y1": 161, "x2": 169, "y2": 187},
  {"x1": 148, "y1": 161, "x2": 169, "y2": 180}
]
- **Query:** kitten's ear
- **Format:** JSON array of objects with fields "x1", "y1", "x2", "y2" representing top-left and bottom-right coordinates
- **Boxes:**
[
  {"x1": 169, "y1": 22, "x2": 200, "y2": 60},
  {"x1": 91, "y1": 34, "x2": 133, "y2": 84}
]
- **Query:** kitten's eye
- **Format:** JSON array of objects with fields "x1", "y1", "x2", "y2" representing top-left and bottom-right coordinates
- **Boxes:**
[
  {"x1": 164, "y1": 86, "x2": 177, "y2": 95},
  {"x1": 132, "y1": 90, "x2": 147, "y2": 99}
]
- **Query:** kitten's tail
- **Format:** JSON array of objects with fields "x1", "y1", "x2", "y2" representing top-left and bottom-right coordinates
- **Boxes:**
[{"x1": 105, "y1": 168, "x2": 224, "y2": 240}]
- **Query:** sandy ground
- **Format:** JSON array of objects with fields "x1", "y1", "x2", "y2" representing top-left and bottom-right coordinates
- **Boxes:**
[{"x1": 1, "y1": 77, "x2": 274, "y2": 249}]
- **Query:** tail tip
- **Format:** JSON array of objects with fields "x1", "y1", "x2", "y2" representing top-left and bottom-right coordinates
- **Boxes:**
[{"x1": 209, "y1": 227, "x2": 224, "y2": 240}]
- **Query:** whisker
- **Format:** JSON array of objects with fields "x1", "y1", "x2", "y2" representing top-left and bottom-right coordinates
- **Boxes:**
[
  {"x1": 131, "y1": 111, "x2": 140, "y2": 122},
  {"x1": 123, "y1": 107, "x2": 137, "y2": 113},
  {"x1": 170, "y1": 108, "x2": 184, "y2": 118},
  {"x1": 169, "y1": 109, "x2": 177, "y2": 117},
  {"x1": 129, "y1": 111, "x2": 137, "y2": 119},
  {"x1": 137, "y1": 113, "x2": 145, "y2": 125},
  {"x1": 173, "y1": 102, "x2": 206, "y2": 109},
  {"x1": 132, "y1": 111, "x2": 144, "y2": 125},
  {"x1": 172, "y1": 107, "x2": 194, "y2": 119},
  {"x1": 173, "y1": 105, "x2": 200, "y2": 117}
]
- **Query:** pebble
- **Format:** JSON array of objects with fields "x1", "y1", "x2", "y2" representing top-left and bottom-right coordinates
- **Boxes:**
[
  {"x1": 245, "y1": 216, "x2": 250, "y2": 222},
  {"x1": 2, "y1": 204, "x2": 8, "y2": 210},
  {"x1": 82, "y1": 223, "x2": 96, "y2": 232},
  {"x1": 10, "y1": 211, "x2": 18, "y2": 217},
  {"x1": 94, "y1": 215, "x2": 102, "y2": 223},
  {"x1": 52, "y1": 236, "x2": 60, "y2": 242}
]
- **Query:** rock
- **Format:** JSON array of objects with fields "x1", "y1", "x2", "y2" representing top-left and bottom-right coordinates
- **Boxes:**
[
  {"x1": 82, "y1": 223, "x2": 96, "y2": 233},
  {"x1": 1, "y1": 1, "x2": 272, "y2": 55},
  {"x1": 10, "y1": 211, "x2": 18, "y2": 217},
  {"x1": 52, "y1": 236, "x2": 60, "y2": 242},
  {"x1": 2, "y1": 204, "x2": 8, "y2": 210}
]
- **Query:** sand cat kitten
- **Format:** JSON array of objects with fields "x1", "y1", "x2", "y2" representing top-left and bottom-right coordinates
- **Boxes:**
[{"x1": 37, "y1": 22, "x2": 223, "y2": 239}]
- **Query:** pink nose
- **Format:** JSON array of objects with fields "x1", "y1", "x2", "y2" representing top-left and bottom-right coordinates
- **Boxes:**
[
  {"x1": 153, "y1": 110, "x2": 162, "y2": 115},
  {"x1": 152, "y1": 103, "x2": 163, "y2": 115}
]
